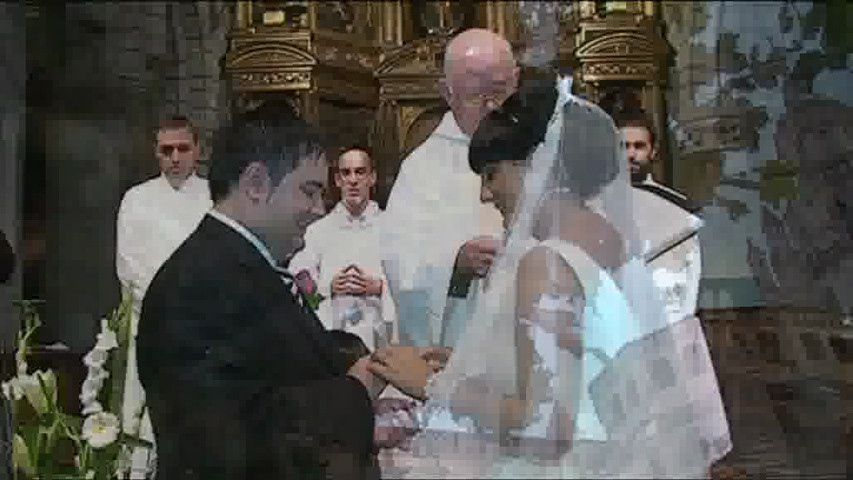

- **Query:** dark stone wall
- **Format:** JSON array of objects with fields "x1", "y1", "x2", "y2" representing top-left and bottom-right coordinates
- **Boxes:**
[
  {"x1": 0, "y1": 2, "x2": 26, "y2": 354},
  {"x1": 25, "y1": 2, "x2": 231, "y2": 352}
]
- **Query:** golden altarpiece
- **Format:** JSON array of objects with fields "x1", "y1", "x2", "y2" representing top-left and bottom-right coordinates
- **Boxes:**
[{"x1": 223, "y1": 1, "x2": 673, "y2": 205}]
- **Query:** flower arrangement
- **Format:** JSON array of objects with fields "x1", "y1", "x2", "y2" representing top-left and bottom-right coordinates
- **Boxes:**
[{"x1": 2, "y1": 289, "x2": 152, "y2": 479}]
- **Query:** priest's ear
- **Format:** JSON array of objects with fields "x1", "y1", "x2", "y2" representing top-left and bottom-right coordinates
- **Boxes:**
[
  {"x1": 439, "y1": 78, "x2": 452, "y2": 106},
  {"x1": 239, "y1": 161, "x2": 273, "y2": 204}
]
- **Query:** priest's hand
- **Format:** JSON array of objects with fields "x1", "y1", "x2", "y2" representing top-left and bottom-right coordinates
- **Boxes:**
[{"x1": 454, "y1": 236, "x2": 500, "y2": 279}]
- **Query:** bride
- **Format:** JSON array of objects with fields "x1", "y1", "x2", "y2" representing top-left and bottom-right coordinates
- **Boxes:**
[{"x1": 377, "y1": 70, "x2": 731, "y2": 478}]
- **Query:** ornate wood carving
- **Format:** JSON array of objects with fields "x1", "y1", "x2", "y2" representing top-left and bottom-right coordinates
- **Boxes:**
[
  {"x1": 226, "y1": 43, "x2": 317, "y2": 68},
  {"x1": 375, "y1": 33, "x2": 450, "y2": 78},
  {"x1": 231, "y1": 71, "x2": 312, "y2": 91},
  {"x1": 575, "y1": 31, "x2": 660, "y2": 83},
  {"x1": 402, "y1": 106, "x2": 446, "y2": 155},
  {"x1": 313, "y1": 69, "x2": 378, "y2": 106}
]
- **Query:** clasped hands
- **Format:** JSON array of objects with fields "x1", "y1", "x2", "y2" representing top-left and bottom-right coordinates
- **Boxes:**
[
  {"x1": 331, "y1": 264, "x2": 383, "y2": 296},
  {"x1": 347, "y1": 346, "x2": 452, "y2": 449}
]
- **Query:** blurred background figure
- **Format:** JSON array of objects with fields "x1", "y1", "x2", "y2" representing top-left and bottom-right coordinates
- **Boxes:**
[
  {"x1": 115, "y1": 115, "x2": 212, "y2": 478},
  {"x1": 289, "y1": 146, "x2": 397, "y2": 350}
]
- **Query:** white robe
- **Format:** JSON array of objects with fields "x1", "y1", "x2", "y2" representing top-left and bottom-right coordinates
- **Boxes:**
[
  {"x1": 288, "y1": 200, "x2": 398, "y2": 350},
  {"x1": 115, "y1": 174, "x2": 212, "y2": 478},
  {"x1": 382, "y1": 111, "x2": 503, "y2": 348}
]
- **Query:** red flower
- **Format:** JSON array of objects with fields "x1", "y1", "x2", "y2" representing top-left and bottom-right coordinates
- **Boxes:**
[{"x1": 294, "y1": 269, "x2": 317, "y2": 295}]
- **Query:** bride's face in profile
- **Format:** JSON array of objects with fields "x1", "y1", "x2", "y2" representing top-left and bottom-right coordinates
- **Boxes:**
[{"x1": 479, "y1": 159, "x2": 526, "y2": 228}]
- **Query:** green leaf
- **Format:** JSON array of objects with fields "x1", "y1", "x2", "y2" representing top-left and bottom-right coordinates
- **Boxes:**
[
  {"x1": 60, "y1": 413, "x2": 84, "y2": 434},
  {"x1": 22, "y1": 376, "x2": 48, "y2": 417},
  {"x1": 18, "y1": 425, "x2": 40, "y2": 477},
  {"x1": 304, "y1": 293, "x2": 326, "y2": 311},
  {"x1": 12, "y1": 433, "x2": 36, "y2": 478}
]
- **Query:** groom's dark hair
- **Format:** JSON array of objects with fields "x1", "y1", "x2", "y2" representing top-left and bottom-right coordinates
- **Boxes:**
[{"x1": 208, "y1": 100, "x2": 327, "y2": 204}]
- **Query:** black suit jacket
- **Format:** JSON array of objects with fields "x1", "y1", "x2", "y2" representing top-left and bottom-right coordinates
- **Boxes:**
[{"x1": 137, "y1": 215, "x2": 376, "y2": 479}]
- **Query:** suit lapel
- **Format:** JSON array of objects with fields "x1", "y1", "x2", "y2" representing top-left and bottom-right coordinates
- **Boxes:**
[{"x1": 198, "y1": 215, "x2": 343, "y2": 374}]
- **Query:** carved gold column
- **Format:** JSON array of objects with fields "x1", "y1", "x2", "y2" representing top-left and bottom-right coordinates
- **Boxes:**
[
  {"x1": 235, "y1": 1, "x2": 251, "y2": 29},
  {"x1": 478, "y1": 1, "x2": 519, "y2": 44}
]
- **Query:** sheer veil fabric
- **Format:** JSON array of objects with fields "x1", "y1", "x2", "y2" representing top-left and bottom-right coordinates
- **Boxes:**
[{"x1": 412, "y1": 74, "x2": 731, "y2": 478}]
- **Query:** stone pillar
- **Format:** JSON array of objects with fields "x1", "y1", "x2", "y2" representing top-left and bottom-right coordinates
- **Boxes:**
[
  {"x1": 33, "y1": 2, "x2": 231, "y2": 352},
  {"x1": 40, "y1": 4, "x2": 146, "y2": 351},
  {"x1": 0, "y1": 2, "x2": 25, "y2": 353}
]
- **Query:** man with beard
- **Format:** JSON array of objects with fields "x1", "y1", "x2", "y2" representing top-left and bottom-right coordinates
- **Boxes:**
[{"x1": 617, "y1": 109, "x2": 696, "y2": 213}]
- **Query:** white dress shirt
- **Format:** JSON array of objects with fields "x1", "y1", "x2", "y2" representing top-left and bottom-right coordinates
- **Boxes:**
[
  {"x1": 117, "y1": 174, "x2": 212, "y2": 324},
  {"x1": 289, "y1": 200, "x2": 398, "y2": 350}
]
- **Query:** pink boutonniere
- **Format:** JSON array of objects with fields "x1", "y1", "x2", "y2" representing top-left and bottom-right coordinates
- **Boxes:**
[{"x1": 294, "y1": 269, "x2": 325, "y2": 310}]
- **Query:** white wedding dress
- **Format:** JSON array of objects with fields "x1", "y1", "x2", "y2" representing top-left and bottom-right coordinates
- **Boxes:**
[
  {"x1": 381, "y1": 74, "x2": 729, "y2": 479},
  {"x1": 388, "y1": 237, "x2": 642, "y2": 479}
]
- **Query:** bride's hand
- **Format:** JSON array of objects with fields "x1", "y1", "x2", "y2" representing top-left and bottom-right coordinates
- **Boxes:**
[{"x1": 419, "y1": 346, "x2": 453, "y2": 373}]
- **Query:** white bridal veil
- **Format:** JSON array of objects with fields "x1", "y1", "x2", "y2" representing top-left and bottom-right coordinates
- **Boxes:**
[{"x1": 423, "y1": 73, "x2": 731, "y2": 477}]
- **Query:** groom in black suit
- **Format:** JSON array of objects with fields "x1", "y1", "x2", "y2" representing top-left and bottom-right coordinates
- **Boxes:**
[{"x1": 137, "y1": 106, "x2": 390, "y2": 479}]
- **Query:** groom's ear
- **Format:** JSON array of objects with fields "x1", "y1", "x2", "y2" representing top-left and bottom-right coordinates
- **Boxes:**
[{"x1": 239, "y1": 161, "x2": 273, "y2": 204}]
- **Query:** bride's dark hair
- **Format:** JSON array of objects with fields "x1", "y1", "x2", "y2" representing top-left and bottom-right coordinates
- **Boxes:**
[
  {"x1": 469, "y1": 68, "x2": 558, "y2": 175},
  {"x1": 469, "y1": 69, "x2": 621, "y2": 200}
]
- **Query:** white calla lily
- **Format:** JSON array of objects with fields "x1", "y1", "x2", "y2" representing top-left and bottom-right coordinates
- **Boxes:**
[
  {"x1": 81, "y1": 412, "x2": 121, "y2": 449},
  {"x1": 18, "y1": 373, "x2": 47, "y2": 415},
  {"x1": 2, "y1": 378, "x2": 22, "y2": 401},
  {"x1": 83, "y1": 348, "x2": 109, "y2": 369},
  {"x1": 95, "y1": 319, "x2": 118, "y2": 351},
  {"x1": 82, "y1": 400, "x2": 104, "y2": 416}
]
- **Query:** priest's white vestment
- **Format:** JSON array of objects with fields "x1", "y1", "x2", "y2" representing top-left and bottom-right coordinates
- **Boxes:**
[
  {"x1": 115, "y1": 173, "x2": 212, "y2": 478},
  {"x1": 382, "y1": 111, "x2": 503, "y2": 348}
]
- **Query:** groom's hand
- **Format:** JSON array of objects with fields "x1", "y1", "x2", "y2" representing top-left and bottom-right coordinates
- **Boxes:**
[
  {"x1": 348, "y1": 354, "x2": 387, "y2": 400},
  {"x1": 368, "y1": 347, "x2": 439, "y2": 401}
]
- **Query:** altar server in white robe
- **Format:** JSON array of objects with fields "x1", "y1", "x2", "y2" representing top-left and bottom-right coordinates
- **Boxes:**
[
  {"x1": 289, "y1": 146, "x2": 398, "y2": 350},
  {"x1": 115, "y1": 116, "x2": 212, "y2": 478},
  {"x1": 382, "y1": 29, "x2": 516, "y2": 349}
]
